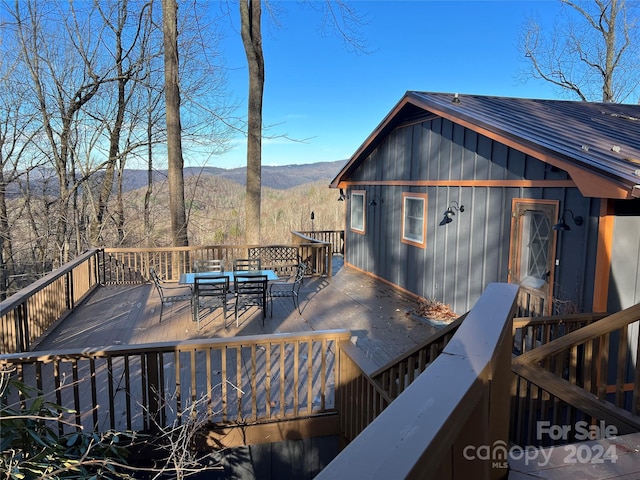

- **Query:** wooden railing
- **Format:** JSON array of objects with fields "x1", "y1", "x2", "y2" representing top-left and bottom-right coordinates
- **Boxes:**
[
  {"x1": 102, "y1": 242, "x2": 333, "y2": 284},
  {"x1": 296, "y1": 230, "x2": 343, "y2": 255},
  {"x1": 371, "y1": 314, "x2": 466, "y2": 401},
  {"x1": 333, "y1": 315, "x2": 466, "y2": 444},
  {"x1": 515, "y1": 285, "x2": 548, "y2": 317},
  {"x1": 512, "y1": 312, "x2": 607, "y2": 355},
  {"x1": 0, "y1": 243, "x2": 334, "y2": 355},
  {"x1": 0, "y1": 330, "x2": 351, "y2": 436},
  {"x1": 320, "y1": 283, "x2": 519, "y2": 479},
  {"x1": 0, "y1": 249, "x2": 102, "y2": 354},
  {"x1": 511, "y1": 303, "x2": 640, "y2": 448},
  {"x1": 291, "y1": 231, "x2": 333, "y2": 277}
]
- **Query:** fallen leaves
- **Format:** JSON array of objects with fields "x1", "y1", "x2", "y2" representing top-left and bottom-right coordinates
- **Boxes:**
[{"x1": 411, "y1": 297, "x2": 458, "y2": 322}]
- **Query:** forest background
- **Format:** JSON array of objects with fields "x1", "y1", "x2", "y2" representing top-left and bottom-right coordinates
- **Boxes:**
[
  {"x1": 0, "y1": 1, "x2": 347, "y2": 299},
  {"x1": 2, "y1": 160, "x2": 345, "y2": 298}
]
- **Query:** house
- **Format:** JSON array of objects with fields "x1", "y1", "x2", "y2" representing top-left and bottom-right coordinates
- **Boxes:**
[{"x1": 330, "y1": 91, "x2": 640, "y2": 317}]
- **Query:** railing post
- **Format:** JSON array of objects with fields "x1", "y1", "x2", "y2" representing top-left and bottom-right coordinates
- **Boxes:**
[{"x1": 145, "y1": 351, "x2": 163, "y2": 433}]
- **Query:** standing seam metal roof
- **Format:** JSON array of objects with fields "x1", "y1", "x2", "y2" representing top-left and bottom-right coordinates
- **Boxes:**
[{"x1": 331, "y1": 91, "x2": 640, "y2": 198}]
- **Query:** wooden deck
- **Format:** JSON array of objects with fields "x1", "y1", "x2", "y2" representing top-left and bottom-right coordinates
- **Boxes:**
[{"x1": 34, "y1": 257, "x2": 441, "y2": 370}]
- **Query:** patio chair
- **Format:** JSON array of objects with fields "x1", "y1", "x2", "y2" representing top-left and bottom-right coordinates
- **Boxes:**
[
  {"x1": 269, "y1": 262, "x2": 306, "y2": 316},
  {"x1": 233, "y1": 274, "x2": 268, "y2": 327},
  {"x1": 233, "y1": 258, "x2": 261, "y2": 271},
  {"x1": 193, "y1": 259, "x2": 224, "y2": 273},
  {"x1": 149, "y1": 267, "x2": 192, "y2": 323},
  {"x1": 193, "y1": 274, "x2": 229, "y2": 330}
]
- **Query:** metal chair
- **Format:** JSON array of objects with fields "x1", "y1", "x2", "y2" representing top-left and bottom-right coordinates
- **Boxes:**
[
  {"x1": 149, "y1": 267, "x2": 192, "y2": 323},
  {"x1": 233, "y1": 258, "x2": 261, "y2": 271},
  {"x1": 269, "y1": 262, "x2": 306, "y2": 316},
  {"x1": 233, "y1": 274, "x2": 268, "y2": 327},
  {"x1": 193, "y1": 259, "x2": 224, "y2": 273},
  {"x1": 193, "y1": 274, "x2": 229, "y2": 330}
]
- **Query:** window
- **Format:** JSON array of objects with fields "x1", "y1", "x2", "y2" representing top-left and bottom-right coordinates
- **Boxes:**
[
  {"x1": 402, "y1": 192, "x2": 427, "y2": 248},
  {"x1": 350, "y1": 190, "x2": 365, "y2": 233}
]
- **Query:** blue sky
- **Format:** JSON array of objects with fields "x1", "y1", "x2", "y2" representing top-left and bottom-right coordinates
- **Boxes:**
[{"x1": 207, "y1": 1, "x2": 564, "y2": 169}]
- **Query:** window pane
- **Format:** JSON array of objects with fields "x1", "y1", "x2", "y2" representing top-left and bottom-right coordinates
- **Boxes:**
[
  {"x1": 351, "y1": 193, "x2": 365, "y2": 232},
  {"x1": 403, "y1": 197, "x2": 424, "y2": 243},
  {"x1": 519, "y1": 210, "x2": 551, "y2": 289}
]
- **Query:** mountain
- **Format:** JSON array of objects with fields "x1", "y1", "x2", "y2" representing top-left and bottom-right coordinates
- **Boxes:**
[
  {"x1": 7, "y1": 160, "x2": 348, "y2": 198},
  {"x1": 122, "y1": 160, "x2": 347, "y2": 192}
]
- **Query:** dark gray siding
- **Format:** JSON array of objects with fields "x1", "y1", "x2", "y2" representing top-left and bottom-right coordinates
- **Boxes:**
[{"x1": 345, "y1": 118, "x2": 597, "y2": 314}]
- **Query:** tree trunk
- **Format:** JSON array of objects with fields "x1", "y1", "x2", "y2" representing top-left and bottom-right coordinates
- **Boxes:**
[
  {"x1": 0, "y1": 171, "x2": 14, "y2": 300},
  {"x1": 162, "y1": 0, "x2": 188, "y2": 247},
  {"x1": 240, "y1": 0, "x2": 265, "y2": 245}
]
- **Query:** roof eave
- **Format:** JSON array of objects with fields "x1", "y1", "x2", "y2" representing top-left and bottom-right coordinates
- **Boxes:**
[{"x1": 331, "y1": 92, "x2": 637, "y2": 199}]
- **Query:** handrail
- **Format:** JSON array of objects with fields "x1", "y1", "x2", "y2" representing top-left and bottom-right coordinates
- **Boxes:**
[
  {"x1": 511, "y1": 302, "x2": 640, "y2": 447},
  {"x1": 0, "y1": 243, "x2": 335, "y2": 355},
  {"x1": 329, "y1": 314, "x2": 468, "y2": 445},
  {"x1": 0, "y1": 249, "x2": 101, "y2": 354},
  {"x1": 290, "y1": 232, "x2": 333, "y2": 277},
  {"x1": 370, "y1": 313, "x2": 467, "y2": 400},
  {"x1": 0, "y1": 329, "x2": 352, "y2": 436},
  {"x1": 512, "y1": 312, "x2": 606, "y2": 355},
  {"x1": 103, "y1": 242, "x2": 333, "y2": 283},
  {"x1": 319, "y1": 283, "x2": 519, "y2": 479},
  {"x1": 295, "y1": 230, "x2": 343, "y2": 255}
]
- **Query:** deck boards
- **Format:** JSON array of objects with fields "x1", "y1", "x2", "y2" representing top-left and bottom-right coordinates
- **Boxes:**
[
  {"x1": 20, "y1": 258, "x2": 441, "y2": 435},
  {"x1": 34, "y1": 258, "x2": 441, "y2": 369}
]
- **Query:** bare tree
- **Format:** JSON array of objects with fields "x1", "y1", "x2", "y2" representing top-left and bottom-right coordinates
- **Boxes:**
[
  {"x1": 238, "y1": 0, "x2": 368, "y2": 244},
  {"x1": 239, "y1": 0, "x2": 264, "y2": 245},
  {"x1": 162, "y1": 0, "x2": 188, "y2": 247},
  {"x1": 11, "y1": 0, "x2": 112, "y2": 265},
  {"x1": 86, "y1": 0, "x2": 155, "y2": 246},
  {"x1": 0, "y1": 31, "x2": 43, "y2": 298},
  {"x1": 520, "y1": 0, "x2": 640, "y2": 102}
]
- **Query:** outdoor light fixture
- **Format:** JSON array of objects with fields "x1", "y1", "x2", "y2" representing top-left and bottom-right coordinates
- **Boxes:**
[
  {"x1": 368, "y1": 195, "x2": 383, "y2": 207},
  {"x1": 553, "y1": 209, "x2": 584, "y2": 231},
  {"x1": 338, "y1": 189, "x2": 346, "y2": 201},
  {"x1": 439, "y1": 200, "x2": 464, "y2": 226}
]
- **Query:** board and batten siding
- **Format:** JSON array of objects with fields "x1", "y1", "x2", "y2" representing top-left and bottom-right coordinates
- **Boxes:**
[{"x1": 344, "y1": 117, "x2": 597, "y2": 315}]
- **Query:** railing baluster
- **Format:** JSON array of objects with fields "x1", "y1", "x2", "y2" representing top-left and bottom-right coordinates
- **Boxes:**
[
  {"x1": 616, "y1": 326, "x2": 628, "y2": 408},
  {"x1": 221, "y1": 347, "x2": 228, "y2": 422},
  {"x1": 236, "y1": 345, "x2": 242, "y2": 422},
  {"x1": 633, "y1": 329, "x2": 640, "y2": 415},
  {"x1": 306, "y1": 340, "x2": 313, "y2": 414},
  {"x1": 265, "y1": 343, "x2": 272, "y2": 417},
  {"x1": 279, "y1": 342, "x2": 285, "y2": 418},
  {"x1": 320, "y1": 339, "x2": 327, "y2": 411},
  {"x1": 251, "y1": 344, "x2": 257, "y2": 420},
  {"x1": 293, "y1": 341, "x2": 300, "y2": 416}
]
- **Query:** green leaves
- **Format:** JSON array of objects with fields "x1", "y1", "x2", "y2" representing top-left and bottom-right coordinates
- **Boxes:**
[{"x1": 1, "y1": 373, "x2": 134, "y2": 479}]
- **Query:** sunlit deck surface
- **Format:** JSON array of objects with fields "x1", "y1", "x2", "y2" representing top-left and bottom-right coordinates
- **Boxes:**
[{"x1": 34, "y1": 257, "x2": 440, "y2": 368}]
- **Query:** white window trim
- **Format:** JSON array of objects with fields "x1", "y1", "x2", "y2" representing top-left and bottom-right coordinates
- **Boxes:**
[
  {"x1": 401, "y1": 192, "x2": 427, "y2": 248},
  {"x1": 350, "y1": 190, "x2": 366, "y2": 234}
]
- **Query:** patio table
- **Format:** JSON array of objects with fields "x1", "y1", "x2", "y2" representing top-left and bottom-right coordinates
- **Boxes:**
[{"x1": 179, "y1": 270, "x2": 279, "y2": 285}]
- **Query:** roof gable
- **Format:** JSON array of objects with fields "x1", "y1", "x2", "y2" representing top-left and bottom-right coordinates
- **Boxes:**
[{"x1": 331, "y1": 92, "x2": 640, "y2": 199}]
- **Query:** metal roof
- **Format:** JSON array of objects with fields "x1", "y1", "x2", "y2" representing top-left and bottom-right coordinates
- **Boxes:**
[{"x1": 331, "y1": 91, "x2": 640, "y2": 199}]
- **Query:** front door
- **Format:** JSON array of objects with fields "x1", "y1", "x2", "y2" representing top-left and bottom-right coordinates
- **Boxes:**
[{"x1": 508, "y1": 199, "x2": 559, "y2": 315}]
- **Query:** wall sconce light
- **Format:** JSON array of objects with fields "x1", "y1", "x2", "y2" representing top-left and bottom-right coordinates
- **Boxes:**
[
  {"x1": 338, "y1": 188, "x2": 346, "y2": 201},
  {"x1": 368, "y1": 195, "x2": 383, "y2": 207},
  {"x1": 439, "y1": 201, "x2": 465, "y2": 226},
  {"x1": 553, "y1": 209, "x2": 584, "y2": 231}
]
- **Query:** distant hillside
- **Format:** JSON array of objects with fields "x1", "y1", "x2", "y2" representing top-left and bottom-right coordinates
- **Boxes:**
[
  {"x1": 7, "y1": 160, "x2": 347, "y2": 198},
  {"x1": 121, "y1": 160, "x2": 347, "y2": 192}
]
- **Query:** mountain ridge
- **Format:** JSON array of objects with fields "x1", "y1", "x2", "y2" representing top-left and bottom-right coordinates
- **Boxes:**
[
  {"x1": 122, "y1": 160, "x2": 346, "y2": 191},
  {"x1": 7, "y1": 160, "x2": 347, "y2": 198}
]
